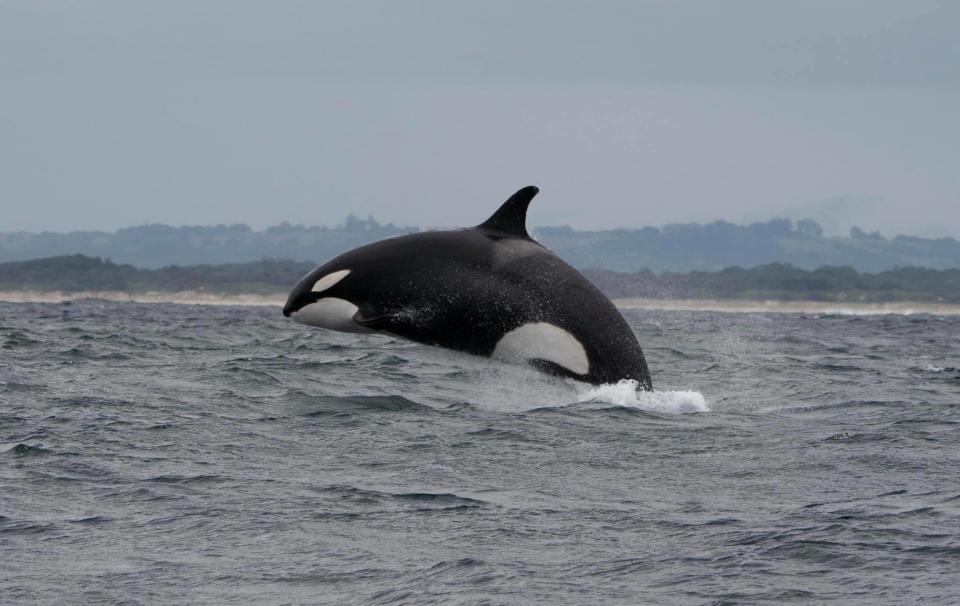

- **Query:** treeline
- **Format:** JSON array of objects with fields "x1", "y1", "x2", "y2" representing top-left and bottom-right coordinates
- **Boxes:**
[
  {"x1": 0, "y1": 255, "x2": 314, "y2": 295},
  {"x1": 539, "y1": 220, "x2": 960, "y2": 273},
  {"x1": 2, "y1": 255, "x2": 959, "y2": 303},
  {"x1": 583, "y1": 265, "x2": 960, "y2": 303},
  {"x1": 0, "y1": 216, "x2": 412, "y2": 270},
  {"x1": 2, "y1": 216, "x2": 960, "y2": 273}
]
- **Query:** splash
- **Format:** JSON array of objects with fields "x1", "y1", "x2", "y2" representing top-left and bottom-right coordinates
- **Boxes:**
[
  {"x1": 921, "y1": 364, "x2": 958, "y2": 373},
  {"x1": 389, "y1": 346, "x2": 710, "y2": 414},
  {"x1": 577, "y1": 380, "x2": 709, "y2": 414}
]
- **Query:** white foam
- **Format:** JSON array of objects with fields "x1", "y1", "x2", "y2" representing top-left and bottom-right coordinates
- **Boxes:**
[
  {"x1": 376, "y1": 345, "x2": 709, "y2": 414},
  {"x1": 577, "y1": 380, "x2": 709, "y2": 414},
  {"x1": 819, "y1": 308, "x2": 921, "y2": 317}
]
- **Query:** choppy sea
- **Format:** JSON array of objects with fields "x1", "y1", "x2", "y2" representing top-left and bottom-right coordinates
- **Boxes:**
[{"x1": 2, "y1": 300, "x2": 958, "y2": 604}]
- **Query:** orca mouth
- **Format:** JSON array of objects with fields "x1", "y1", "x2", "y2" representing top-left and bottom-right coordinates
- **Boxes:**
[
  {"x1": 282, "y1": 296, "x2": 372, "y2": 333},
  {"x1": 282, "y1": 292, "x2": 313, "y2": 318}
]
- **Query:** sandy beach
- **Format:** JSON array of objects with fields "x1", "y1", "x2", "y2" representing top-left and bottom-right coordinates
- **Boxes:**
[
  {"x1": 0, "y1": 290, "x2": 286, "y2": 307},
  {"x1": 2, "y1": 290, "x2": 959, "y2": 316},
  {"x1": 613, "y1": 297, "x2": 960, "y2": 316}
]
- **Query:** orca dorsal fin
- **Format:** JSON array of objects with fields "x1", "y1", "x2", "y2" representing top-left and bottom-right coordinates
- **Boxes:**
[{"x1": 478, "y1": 186, "x2": 539, "y2": 239}]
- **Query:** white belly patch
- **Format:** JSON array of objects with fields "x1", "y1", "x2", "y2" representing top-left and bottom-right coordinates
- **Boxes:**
[
  {"x1": 311, "y1": 269, "x2": 351, "y2": 293},
  {"x1": 291, "y1": 297, "x2": 371, "y2": 333},
  {"x1": 491, "y1": 322, "x2": 590, "y2": 376}
]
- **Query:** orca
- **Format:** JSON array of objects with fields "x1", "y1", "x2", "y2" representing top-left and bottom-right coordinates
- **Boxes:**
[{"x1": 282, "y1": 186, "x2": 652, "y2": 389}]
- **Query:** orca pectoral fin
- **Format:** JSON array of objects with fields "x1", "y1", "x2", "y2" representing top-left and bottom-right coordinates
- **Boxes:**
[
  {"x1": 528, "y1": 358, "x2": 587, "y2": 381},
  {"x1": 352, "y1": 311, "x2": 401, "y2": 332}
]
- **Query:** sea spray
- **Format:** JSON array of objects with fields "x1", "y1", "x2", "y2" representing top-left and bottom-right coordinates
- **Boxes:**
[{"x1": 577, "y1": 379, "x2": 709, "y2": 414}]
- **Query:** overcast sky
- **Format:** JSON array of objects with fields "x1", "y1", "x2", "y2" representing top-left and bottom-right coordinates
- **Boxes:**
[{"x1": 2, "y1": 1, "x2": 958, "y2": 236}]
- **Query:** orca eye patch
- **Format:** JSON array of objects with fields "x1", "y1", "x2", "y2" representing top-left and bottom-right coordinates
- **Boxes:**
[{"x1": 312, "y1": 269, "x2": 351, "y2": 293}]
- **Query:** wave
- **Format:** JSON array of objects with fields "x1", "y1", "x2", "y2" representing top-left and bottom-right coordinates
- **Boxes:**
[
  {"x1": 7, "y1": 292, "x2": 960, "y2": 317},
  {"x1": 920, "y1": 364, "x2": 957, "y2": 373},
  {"x1": 577, "y1": 380, "x2": 709, "y2": 414},
  {"x1": 451, "y1": 361, "x2": 709, "y2": 414}
]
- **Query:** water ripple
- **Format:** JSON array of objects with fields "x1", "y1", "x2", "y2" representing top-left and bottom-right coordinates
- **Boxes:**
[{"x1": 0, "y1": 301, "x2": 957, "y2": 604}]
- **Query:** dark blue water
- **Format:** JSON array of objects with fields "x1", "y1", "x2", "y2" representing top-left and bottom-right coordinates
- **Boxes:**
[{"x1": 2, "y1": 300, "x2": 959, "y2": 604}]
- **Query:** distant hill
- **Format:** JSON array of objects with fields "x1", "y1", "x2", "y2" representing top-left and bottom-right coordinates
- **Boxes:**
[
  {"x1": 0, "y1": 255, "x2": 313, "y2": 295},
  {"x1": 0, "y1": 216, "x2": 413, "y2": 270},
  {"x1": 2, "y1": 216, "x2": 960, "y2": 272},
  {"x1": 583, "y1": 265, "x2": 960, "y2": 303},
  {"x1": 538, "y1": 221, "x2": 960, "y2": 273},
  {"x1": 2, "y1": 255, "x2": 958, "y2": 303}
]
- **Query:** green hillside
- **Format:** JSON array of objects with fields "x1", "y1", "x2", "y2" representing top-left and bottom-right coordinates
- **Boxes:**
[{"x1": 2, "y1": 255, "x2": 958, "y2": 303}]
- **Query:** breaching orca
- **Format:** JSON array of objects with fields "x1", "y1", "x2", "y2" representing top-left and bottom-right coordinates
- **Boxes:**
[{"x1": 283, "y1": 186, "x2": 652, "y2": 389}]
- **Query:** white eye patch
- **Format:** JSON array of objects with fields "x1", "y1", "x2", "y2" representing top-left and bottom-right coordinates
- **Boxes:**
[{"x1": 312, "y1": 269, "x2": 351, "y2": 293}]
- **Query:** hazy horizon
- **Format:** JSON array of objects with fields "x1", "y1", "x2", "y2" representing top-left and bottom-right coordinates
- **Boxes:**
[
  {"x1": 0, "y1": 205, "x2": 950, "y2": 242},
  {"x1": 3, "y1": 2, "x2": 958, "y2": 237}
]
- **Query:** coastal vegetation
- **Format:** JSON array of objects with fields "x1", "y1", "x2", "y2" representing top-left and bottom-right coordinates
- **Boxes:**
[
  {"x1": 2, "y1": 255, "x2": 958, "y2": 303},
  {"x1": 2, "y1": 216, "x2": 960, "y2": 273}
]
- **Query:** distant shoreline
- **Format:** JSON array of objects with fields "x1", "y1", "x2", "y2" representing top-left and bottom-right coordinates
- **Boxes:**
[
  {"x1": 3, "y1": 290, "x2": 960, "y2": 316},
  {"x1": 0, "y1": 290, "x2": 285, "y2": 307},
  {"x1": 613, "y1": 297, "x2": 960, "y2": 316}
]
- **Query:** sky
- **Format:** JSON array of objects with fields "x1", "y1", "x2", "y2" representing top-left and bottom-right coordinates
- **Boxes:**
[{"x1": 2, "y1": 1, "x2": 958, "y2": 237}]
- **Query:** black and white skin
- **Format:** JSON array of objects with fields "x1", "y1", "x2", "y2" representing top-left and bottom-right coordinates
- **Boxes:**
[{"x1": 283, "y1": 186, "x2": 653, "y2": 389}]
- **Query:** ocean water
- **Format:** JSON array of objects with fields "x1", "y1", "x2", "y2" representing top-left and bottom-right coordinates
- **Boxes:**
[{"x1": 1, "y1": 300, "x2": 958, "y2": 604}]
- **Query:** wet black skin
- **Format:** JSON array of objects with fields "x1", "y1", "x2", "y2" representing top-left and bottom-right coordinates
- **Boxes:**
[{"x1": 283, "y1": 187, "x2": 652, "y2": 389}]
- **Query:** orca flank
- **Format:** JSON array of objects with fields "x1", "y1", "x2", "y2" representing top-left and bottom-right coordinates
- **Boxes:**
[{"x1": 283, "y1": 186, "x2": 652, "y2": 389}]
